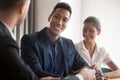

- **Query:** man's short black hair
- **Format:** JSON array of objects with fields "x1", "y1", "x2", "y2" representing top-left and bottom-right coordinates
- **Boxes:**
[
  {"x1": 50, "y1": 2, "x2": 72, "y2": 17},
  {"x1": 0, "y1": 0, "x2": 27, "y2": 11}
]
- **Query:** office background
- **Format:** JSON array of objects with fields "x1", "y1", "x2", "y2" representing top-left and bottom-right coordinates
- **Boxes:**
[{"x1": 15, "y1": 0, "x2": 120, "y2": 67}]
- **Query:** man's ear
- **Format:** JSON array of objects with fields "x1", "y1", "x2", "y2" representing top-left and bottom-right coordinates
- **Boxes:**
[
  {"x1": 48, "y1": 15, "x2": 51, "y2": 22},
  {"x1": 18, "y1": 3, "x2": 26, "y2": 14}
]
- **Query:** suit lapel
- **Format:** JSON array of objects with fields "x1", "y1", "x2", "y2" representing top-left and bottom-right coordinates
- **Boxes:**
[
  {"x1": 42, "y1": 40, "x2": 50, "y2": 71},
  {"x1": 60, "y1": 40, "x2": 69, "y2": 74},
  {"x1": 42, "y1": 38, "x2": 70, "y2": 74},
  {"x1": 0, "y1": 21, "x2": 12, "y2": 37},
  {"x1": 38, "y1": 27, "x2": 50, "y2": 70}
]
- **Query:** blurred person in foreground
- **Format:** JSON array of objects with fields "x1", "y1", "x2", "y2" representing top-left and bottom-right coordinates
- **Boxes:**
[{"x1": 0, "y1": 0, "x2": 39, "y2": 80}]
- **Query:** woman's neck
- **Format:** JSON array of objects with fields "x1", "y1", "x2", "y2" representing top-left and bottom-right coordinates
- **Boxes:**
[{"x1": 84, "y1": 40, "x2": 96, "y2": 57}]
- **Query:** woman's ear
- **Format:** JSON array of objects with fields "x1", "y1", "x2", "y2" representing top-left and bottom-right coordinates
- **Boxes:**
[{"x1": 97, "y1": 30, "x2": 101, "y2": 35}]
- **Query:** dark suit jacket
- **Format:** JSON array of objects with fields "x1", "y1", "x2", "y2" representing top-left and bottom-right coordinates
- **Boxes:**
[
  {"x1": 0, "y1": 21, "x2": 39, "y2": 80},
  {"x1": 21, "y1": 27, "x2": 88, "y2": 78}
]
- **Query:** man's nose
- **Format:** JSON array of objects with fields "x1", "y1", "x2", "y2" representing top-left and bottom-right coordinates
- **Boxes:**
[{"x1": 57, "y1": 19, "x2": 63, "y2": 25}]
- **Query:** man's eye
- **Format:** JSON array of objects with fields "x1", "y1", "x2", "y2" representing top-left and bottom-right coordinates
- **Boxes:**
[
  {"x1": 90, "y1": 30, "x2": 94, "y2": 33},
  {"x1": 63, "y1": 19, "x2": 68, "y2": 22},
  {"x1": 54, "y1": 15, "x2": 59, "y2": 19}
]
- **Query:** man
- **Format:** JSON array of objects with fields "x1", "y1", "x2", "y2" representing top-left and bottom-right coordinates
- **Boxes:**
[
  {"x1": 21, "y1": 2, "x2": 95, "y2": 80},
  {"x1": 0, "y1": 0, "x2": 39, "y2": 80}
]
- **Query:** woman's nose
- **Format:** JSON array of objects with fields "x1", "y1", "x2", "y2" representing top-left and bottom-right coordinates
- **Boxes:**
[{"x1": 85, "y1": 31, "x2": 90, "y2": 35}]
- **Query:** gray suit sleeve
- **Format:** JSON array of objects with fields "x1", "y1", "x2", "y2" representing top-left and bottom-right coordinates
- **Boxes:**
[{"x1": 62, "y1": 75, "x2": 80, "y2": 80}]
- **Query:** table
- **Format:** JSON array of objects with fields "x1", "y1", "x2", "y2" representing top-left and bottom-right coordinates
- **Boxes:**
[{"x1": 108, "y1": 78, "x2": 120, "y2": 80}]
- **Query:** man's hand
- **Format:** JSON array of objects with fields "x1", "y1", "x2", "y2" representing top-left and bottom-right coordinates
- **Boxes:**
[
  {"x1": 89, "y1": 65, "x2": 106, "y2": 80},
  {"x1": 40, "y1": 76, "x2": 61, "y2": 80},
  {"x1": 79, "y1": 67, "x2": 96, "y2": 80}
]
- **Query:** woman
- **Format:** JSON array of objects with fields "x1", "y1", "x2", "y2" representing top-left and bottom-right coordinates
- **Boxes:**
[{"x1": 75, "y1": 16, "x2": 120, "y2": 79}]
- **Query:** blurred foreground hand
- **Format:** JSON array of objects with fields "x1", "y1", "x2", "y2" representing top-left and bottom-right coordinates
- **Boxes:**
[
  {"x1": 40, "y1": 76, "x2": 61, "y2": 80},
  {"x1": 79, "y1": 67, "x2": 96, "y2": 80}
]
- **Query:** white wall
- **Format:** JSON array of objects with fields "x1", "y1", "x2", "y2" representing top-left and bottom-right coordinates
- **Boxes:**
[
  {"x1": 60, "y1": 0, "x2": 82, "y2": 43},
  {"x1": 35, "y1": 0, "x2": 60, "y2": 31}
]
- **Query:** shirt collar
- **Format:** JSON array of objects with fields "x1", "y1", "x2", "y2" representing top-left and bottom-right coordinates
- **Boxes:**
[
  {"x1": 44, "y1": 27, "x2": 61, "y2": 44},
  {"x1": 0, "y1": 20, "x2": 16, "y2": 40},
  {"x1": 81, "y1": 40, "x2": 98, "y2": 52}
]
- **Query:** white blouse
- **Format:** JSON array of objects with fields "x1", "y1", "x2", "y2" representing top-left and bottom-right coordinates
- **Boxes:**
[{"x1": 75, "y1": 41, "x2": 111, "y2": 67}]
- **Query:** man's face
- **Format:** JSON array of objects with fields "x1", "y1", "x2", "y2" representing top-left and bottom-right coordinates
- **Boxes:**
[{"x1": 49, "y1": 8, "x2": 70, "y2": 36}]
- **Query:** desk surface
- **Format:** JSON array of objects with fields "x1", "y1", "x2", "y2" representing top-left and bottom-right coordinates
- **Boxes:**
[{"x1": 108, "y1": 78, "x2": 120, "y2": 80}]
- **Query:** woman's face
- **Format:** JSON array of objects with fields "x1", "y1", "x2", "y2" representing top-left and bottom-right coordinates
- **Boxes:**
[{"x1": 83, "y1": 22, "x2": 100, "y2": 43}]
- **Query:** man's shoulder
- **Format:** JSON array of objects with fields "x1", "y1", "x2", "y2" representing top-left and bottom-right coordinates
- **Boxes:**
[
  {"x1": 60, "y1": 36, "x2": 73, "y2": 44},
  {"x1": 22, "y1": 27, "x2": 47, "y2": 40},
  {"x1": 60, "y1": 36, "x2": 72, "y2": 41}
]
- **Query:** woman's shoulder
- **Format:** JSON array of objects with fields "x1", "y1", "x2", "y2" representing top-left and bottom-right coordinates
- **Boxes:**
[
  {"x1": 75, "y1": 40, "x2": 84, "y2": 49},
  {"x1": 96, "y1": 43, "x2": 109, "y2": 54}
]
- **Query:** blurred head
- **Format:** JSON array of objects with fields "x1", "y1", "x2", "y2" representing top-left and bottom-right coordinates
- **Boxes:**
[
  {"x1": 48, "y1": 2, "x2": 72, "y2": 36},
  {"x1": 0, "y1": 0, "x2": 30, "y2": 25},
  {"x1": 83, "y1": 16, "x2": 101, "y2": 42}
]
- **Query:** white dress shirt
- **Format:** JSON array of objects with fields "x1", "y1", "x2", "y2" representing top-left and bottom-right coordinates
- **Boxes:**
[{"x1": 75, "y1": 40, "x2": 111, "y2": 67}]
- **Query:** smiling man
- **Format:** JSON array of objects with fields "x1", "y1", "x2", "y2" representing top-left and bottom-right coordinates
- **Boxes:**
[{"x1": 21, "y1": 2, "x2": 95, "y2": 80}]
